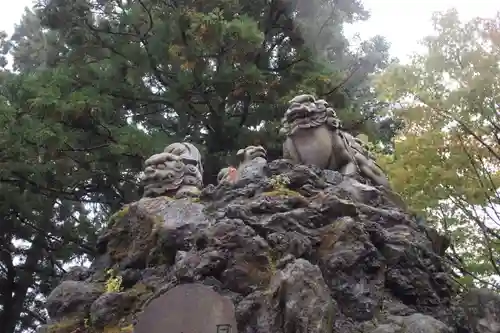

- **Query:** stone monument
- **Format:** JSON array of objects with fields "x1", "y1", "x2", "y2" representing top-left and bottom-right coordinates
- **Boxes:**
[{"x1": 133, "y1": 284, "x2": 238, "y2": 333}]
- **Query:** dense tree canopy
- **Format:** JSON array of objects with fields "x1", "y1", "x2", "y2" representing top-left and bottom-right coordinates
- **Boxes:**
[
  {"x1": 0, "y1": 47, "x2": 160, "y2": 333},
  {"x1": 32, "y1": 0, "x2": 396, "y2": 180},
  {"x1": 374, "y1": 9, "x2": 500, "y2": 290},
  {"x1": 0, "y1": 0, "x2": 395, "y2": 331}
]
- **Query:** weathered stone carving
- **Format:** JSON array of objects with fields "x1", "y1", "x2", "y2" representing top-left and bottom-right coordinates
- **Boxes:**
[
  {"x1": 134, "y1": 284, "x2": 238, "y2": 333},
  {"x1": 141, "y1": 152, "x2": 184, "y2": 197},
  {"x1": 141, "y1": 142, "x2": 203, "y2": 198},
  {"x1": 164, "y1": 142, "x2": 204, "y2": 197},
  {"x1": 280, "y1": 94, "x2": 390, "y2": 188},
  {"x1": 217, "y1": 166, "x2": 238, "y2": 184},
  {"x1": 236, "y1": 145, "x2": 267, "y2": 164},
  {"x1": 217, "y1": 145, "x2": 268, "y2": 185},
  {"x1": 235, "y1": 145, "x2": 268, "y2": 183},
  {"x1": 164, "y1": 142, "x2": 204, "y2": 177}
]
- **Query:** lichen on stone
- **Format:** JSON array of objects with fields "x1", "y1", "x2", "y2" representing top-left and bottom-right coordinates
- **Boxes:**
[
  {"x1": 262, "y1": 174, "x2": 303, "y2": 198},
  {"x1": 150, "y1": 215, "x2": 164, "y2": 234},
  {"x1": 129, "y1": 283, "x2": 150, "y2": 295},
  {"x1": 266, "y1": 250, "x2": 279, "y2": 275},
  {"x1": 269, "y1": 174, "x2": 291, "y2": 188},
  {"x1": 101, "y1": 324, "x2": 134, "y2": 333},
  {"x1": 261, "y1": 188, "x2": 302, "y2": 198},
  {"x1": 45, "y1": 316, "x2": 80, "y2": 333},
  {"x1": 106, "y1": 206, "x2": 130, "y2": 228}
]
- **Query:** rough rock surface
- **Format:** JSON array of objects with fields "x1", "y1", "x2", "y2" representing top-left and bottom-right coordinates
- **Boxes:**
[{"x1": 39, "y1": 160, "x2": 493, "y2": 333}]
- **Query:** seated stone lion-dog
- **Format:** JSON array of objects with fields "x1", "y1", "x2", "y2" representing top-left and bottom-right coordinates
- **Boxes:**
[
  {"x1": 141, "y1": 142, "x2": 204, "y2": 198},
  {"x1": 280, "y1": 94, "x2": 406, "y2": 208},
  {"x1": 217, "y1": 145, "x2": 268, "y2": 184}
]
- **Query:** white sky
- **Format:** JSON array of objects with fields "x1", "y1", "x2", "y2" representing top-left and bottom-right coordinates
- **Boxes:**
[
  {"x1": 344, "y1": 0, "x2": 500, "y2": 62},
  {"x1": 0, "y1": 0, "x2": 499, "y2": 63}
]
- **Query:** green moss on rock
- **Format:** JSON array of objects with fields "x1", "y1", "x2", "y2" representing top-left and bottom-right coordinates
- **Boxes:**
[
  {"x1": 107, "y1": 206, "x2": 130, "y2": 228},
  {"x1": 102, "y1": 324, "x2": 134, "y2": 333},
  {"x1": 262, "y1": 188, "x2": 303, "y2": 197},
  {"x1": 45, "y1": 316, "x2": 81, "y2": 333}
]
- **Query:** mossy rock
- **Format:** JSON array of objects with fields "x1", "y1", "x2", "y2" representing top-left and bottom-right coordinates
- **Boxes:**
[
  {"x1": 107, "y1": 206, "x2": 130, "y2": 228},
  {"x1": 44, "y1": 316, "x2": 81, "y2": 333},
  {"x1": 102, "y1": 325, "x2": 134, "y2": 333},
  {"x1": 261, "y1": 188, "x2": 303, "y2": 198}
]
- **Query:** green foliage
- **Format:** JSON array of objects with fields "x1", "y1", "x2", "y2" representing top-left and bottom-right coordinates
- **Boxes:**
[
  {"x1": 32, "y1": 0, "x2": 393, "y2": 182},
  {"x1": 0, "y1": 31, "x2": 159, "y2": 333},
  {"x1": 269, "y1": 174, "x2": 291, "y2": 189},
  {"x1": 104, "y1": 269, "x2": 123, "y2": 293},
  {"x1": 264, "y1": 174, "x2": 302, "y2": 197},
  {"x1": 0, "y1": 63, "x2": 156, "y2": 331},
  {"x1": 374, "y1": 9, "x2": 500, "y2": 289}
]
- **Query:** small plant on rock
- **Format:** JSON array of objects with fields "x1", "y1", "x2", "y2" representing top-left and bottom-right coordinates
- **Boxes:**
[
  {"x1": 266, "y1": 250, "x2": 278, "y2": 275},
  {"x1": 263, "y1": 175, "x2": 301, "y2": 197},
  {"x1": 269, "y1": 174, "x2": 291, "y2": 189},
  {"x1": 105, "y1": 269, "x2": 123, "y2": 293}
]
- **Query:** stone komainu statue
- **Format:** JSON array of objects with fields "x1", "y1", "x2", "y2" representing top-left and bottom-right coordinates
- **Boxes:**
[
  {"x1": 217, "y1": 166, "x2": 237, "y2": 184},
  {"x1": 280, "y1": 94, "x2": 391, "y2": 188},
  {"x1": 217, "y1": 145, "x2": 268, "y2": 184},
  {"x1": 236, "y1": 145, "x2": 267, "y2": 164},
  {"x1": 141, "y1": 142, "x2": 204, "y2": 198}
]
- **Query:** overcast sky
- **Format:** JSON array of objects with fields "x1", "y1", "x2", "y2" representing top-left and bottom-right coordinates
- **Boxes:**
[
  {"x1": 344, "y1": 0, "x2": 500, "y2": 62},
  {"x1": 0, "y1": 0, "x2": 499, "y2": 63}
]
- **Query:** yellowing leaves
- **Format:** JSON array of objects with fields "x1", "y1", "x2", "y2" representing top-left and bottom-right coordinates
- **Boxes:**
[
  {"x1": 375, "y1": 9, "x2": 500, "y2": 286},
  {"x1": 380, "y1": 130, "x2": 449, "y2": 208}
]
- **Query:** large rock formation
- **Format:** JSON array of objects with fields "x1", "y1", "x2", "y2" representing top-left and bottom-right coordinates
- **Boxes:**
[
  {"x1": 39, "y1": 159, "x2": 496, "y2": 333},
  {"x1": 39, "y1": 94, "x2": 499, "y2": 333}
]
